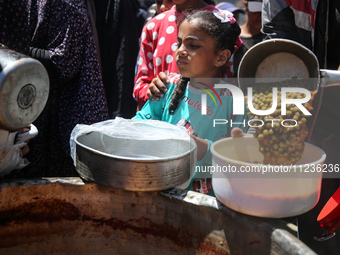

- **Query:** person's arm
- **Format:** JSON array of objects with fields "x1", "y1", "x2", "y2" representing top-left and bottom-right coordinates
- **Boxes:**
[
  {"x1": 133, "y1": 23, "x2": 160, "y2": 107},
  {"x1": 133, "y1": 80, "x2": 171, "y2": 120},
  {"x1": 190, "y1": 136, "x2": 208, "y2": 161},
  {"x1": 262, "y1": 0, "x2": 298, "y2": 40}
]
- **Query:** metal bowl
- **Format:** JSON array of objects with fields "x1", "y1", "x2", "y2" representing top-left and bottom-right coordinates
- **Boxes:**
[
  {"x1": 237, "y1": 38, "x2": 340, "y2": 93},
  {"x1": 74, "y1": 131, "x2": 196, "y2": 191}
]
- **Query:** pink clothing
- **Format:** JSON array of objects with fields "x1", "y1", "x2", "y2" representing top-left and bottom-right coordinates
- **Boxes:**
[{"x1": 133, "y1": 5, "x2": 218, "y2": 107}]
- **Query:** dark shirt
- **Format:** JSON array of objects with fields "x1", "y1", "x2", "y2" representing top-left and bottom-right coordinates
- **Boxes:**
[
  {"x1": 241, "y1": 33, "x2": 264, "y2": 51},
  {"x1": 311, "y1": 0, "x2": 340, "y2": 146},
  {"x1": 0, "y1": 0, "x2": 109, "y2": 177}
]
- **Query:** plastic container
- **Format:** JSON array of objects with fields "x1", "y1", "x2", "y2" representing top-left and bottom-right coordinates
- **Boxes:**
[{"x1": 210, "y1": 136, "x2": 326, "y2": 218}]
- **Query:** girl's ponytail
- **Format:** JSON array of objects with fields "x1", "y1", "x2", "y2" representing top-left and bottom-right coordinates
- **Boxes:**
[{"x1": 169, "y1": 77, "x2": 190, "y2": 115}]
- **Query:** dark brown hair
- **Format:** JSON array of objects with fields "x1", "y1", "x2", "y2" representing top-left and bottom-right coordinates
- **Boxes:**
[
  {"x1": 203, "y1": 0, "x2": 216, "y2": 5},
  {"x1": 169, "y1": 10, "x2": 241, "y2": 114}
]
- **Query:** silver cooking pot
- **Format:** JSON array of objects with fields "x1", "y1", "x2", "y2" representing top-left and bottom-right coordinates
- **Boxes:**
[
  {"x1": 74, "y1": 131, "x2": 197, "y2": 191},
  {"x1": 237, "y1": 39, "x2": 340, "y2": 92},
  {"x1": 0, "y1": 45, "x2": 49, "y2": 131}
]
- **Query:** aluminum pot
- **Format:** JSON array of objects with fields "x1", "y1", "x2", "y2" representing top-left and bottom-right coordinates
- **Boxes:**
[
  {"x1": 237, "y1": 39, "x2": 340, "y2": 92},
  {"x1": 0, "y1": 45, "x2": 49, "y2": 131},
  {"x1": 74, "y1": 131, "x2": 197, "y2": 191}
]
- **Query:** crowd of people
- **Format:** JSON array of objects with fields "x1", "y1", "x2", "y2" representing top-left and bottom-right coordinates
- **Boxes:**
[{"x1": 0, "y1": 0, "x2": 339, "y2": 254}]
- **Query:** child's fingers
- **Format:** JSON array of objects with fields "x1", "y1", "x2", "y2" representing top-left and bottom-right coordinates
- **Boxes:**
[
  {"x1": 155, "y1": 73, "x2": 168, "y2": 93},
  {"x1": 148, "y1": 77, "x2": 168, "y2": 99},
  {"x1": 147, "y1": 88, "x2": 159, "y2": 100},
  {"x1": 148, "y1": 82, "x2": 163, "y2": 98},
  {"x1": 158, "y1": 72, "x2": 170, "y2": 84}
]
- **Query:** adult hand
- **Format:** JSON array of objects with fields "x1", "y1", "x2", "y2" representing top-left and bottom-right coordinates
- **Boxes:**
[
  {"x1": 16, "y1": 124, "x2": 38, "y2": 156},
  {"x1": 18, "y1": 126, "x2": 31, "y2": 137},
  {"x1": 231, "y1": 127, "x2": 245, "y2": 138},
  {"x1": 16, "y1": 126, "x2": 32, "y2": 156},
  {"x1": 21, "y1": 144, "x2": 30, "y2": 156},
  {"x1": 147, "y1": 72, "x2": 170, "y2": 100}
]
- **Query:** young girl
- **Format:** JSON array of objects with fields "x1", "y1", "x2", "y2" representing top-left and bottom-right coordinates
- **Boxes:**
[
  {"x1": 134, "y1": 10, "x2": 247, "y2": 195},
  {"x1": 133, "y1": 0, "x2": 218, "y2": 108}
]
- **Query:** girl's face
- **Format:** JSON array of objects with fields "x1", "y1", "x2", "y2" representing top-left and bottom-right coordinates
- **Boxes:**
[
  {"x1": 155, "y1": 0, "x2": 175, "y2": 14},
  {"x1": 176, "y1": 19, "x2": 230, "y2": 79}
]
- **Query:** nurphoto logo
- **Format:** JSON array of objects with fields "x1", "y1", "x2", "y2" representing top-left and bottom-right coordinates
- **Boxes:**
[{"x1": 200, "y1": 84, "x2": 312, "y2": 116}]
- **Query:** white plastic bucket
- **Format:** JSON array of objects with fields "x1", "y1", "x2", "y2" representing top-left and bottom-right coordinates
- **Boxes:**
[{"x1": 210, "y1": 136, "x2": 326, "y2": 218}]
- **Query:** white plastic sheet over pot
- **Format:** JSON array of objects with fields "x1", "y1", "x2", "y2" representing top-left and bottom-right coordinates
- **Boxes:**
[
  {"x1": 70, "y1": 118, "x2": 196, "y2": 190},
  {"x1": 70, "y1": 117, "x2": 191, "y2": 161}
]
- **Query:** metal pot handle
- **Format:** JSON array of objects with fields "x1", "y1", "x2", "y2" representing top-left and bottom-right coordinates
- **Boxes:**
[{"x1": 319, "y1": 69, "x2": 340, "y2": 88}]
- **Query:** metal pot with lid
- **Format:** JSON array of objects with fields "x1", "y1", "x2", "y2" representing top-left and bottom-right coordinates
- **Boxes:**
[
  {"x1": 0, "y1": 44, "x2": 49, "y2": 132},
  {"x1": 237, "y1": 38, "x2": 340, "y2": 92}
]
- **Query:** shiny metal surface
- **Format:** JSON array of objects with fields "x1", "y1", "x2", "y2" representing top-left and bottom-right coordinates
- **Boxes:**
[
  {"x1": 238, "y1": 39, "x2": 340, "y2": 92},
  {"x1": 0, "y1": 47, "x2": 49, "y2": 131},
  {"x1": 75, "y1": 131, "x2": 196, "y2": 191}
]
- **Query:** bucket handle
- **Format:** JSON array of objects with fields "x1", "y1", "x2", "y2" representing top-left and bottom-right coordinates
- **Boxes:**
[{"x1": 314, "y1": 230, "x2": 336, "y2": 242}]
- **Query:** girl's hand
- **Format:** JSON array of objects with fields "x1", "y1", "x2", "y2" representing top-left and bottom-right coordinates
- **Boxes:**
[{"x1": 147, "y1": 72, "x2": 170, "y2": 100}]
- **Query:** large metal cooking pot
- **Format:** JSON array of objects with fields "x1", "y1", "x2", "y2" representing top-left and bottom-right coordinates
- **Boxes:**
[
  {"x1": 237, "y1": 39, "x2": 340, "y2": 92},
  {"x1": 0, "y1": 178, "x2": 317, "y2": 255},
  {"x1": 0, "y1": 45, "x2": 49, "y2": 131},
  {"x1": 74, "y1": 131, "x2": 196, "y2": 191}
]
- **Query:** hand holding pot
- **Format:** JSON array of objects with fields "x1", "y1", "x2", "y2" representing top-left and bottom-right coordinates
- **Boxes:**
[{"x1": 0, "y1": 124, "x2": 38, "y2": 176}]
